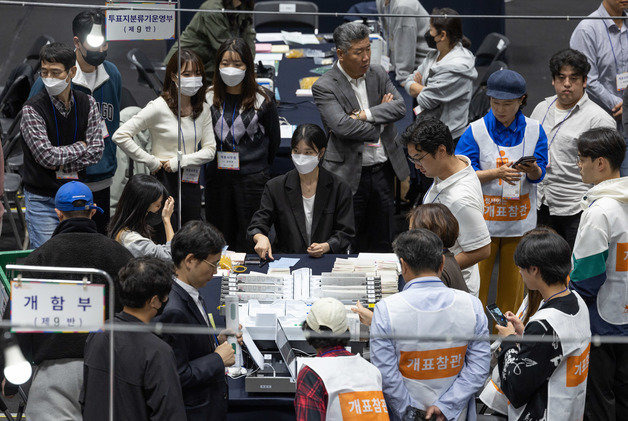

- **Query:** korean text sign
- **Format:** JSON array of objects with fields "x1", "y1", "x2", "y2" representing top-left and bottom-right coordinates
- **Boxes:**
[
  {"x1": 105, "y1": 2, "x2": 175, "y2": 41},
  {"x1": 10, "y1": 280, "x2": 105, "y2": 333}
]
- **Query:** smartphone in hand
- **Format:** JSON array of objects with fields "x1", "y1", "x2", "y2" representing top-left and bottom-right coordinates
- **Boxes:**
[
  {"x1": 486, "y1": 303, "x2": 509, "y2": 327},
  {"x1": 513, "y1": 155, "x2": 537, "y2": 167}
]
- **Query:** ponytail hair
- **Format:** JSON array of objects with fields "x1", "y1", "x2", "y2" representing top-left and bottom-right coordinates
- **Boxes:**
[{"x1": 431, "y1": 7, "x2": 471, "y2": 49}]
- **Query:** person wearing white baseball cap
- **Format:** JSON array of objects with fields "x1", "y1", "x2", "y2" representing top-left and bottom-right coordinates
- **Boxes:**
[{"x1": 295, "y1": 297, "x2": 389, "y2": 420}]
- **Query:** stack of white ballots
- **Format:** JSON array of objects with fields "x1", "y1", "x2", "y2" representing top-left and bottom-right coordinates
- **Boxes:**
[{"x1": 331, "y1": 257, "x2": 399, "y2": 296}]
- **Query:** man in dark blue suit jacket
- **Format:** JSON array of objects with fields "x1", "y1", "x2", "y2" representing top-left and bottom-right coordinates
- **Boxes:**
[{"x1": 158, "y1": 221, "x2": 235, "y2": 421}]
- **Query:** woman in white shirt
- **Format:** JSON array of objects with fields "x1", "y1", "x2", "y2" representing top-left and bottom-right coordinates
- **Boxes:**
[
  {"x1": 112, "y1": 49, "x2": 216, "y2": 229},
  {"x1": 108, "y1": 174, "x2": 174, "y2": 260}
]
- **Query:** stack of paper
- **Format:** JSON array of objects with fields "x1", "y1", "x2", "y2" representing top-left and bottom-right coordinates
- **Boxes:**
[
  {"x1": 255, "y1": 43, "x2": 272, "y2": 53},
  {"x1": 281, "y1": 31, "x2": 320, "y2": 45},
  {"x1": 254, "y1": 53, "x2": 284, "y2": 66}
]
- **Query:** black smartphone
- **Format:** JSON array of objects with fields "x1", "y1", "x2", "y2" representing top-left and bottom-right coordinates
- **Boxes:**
[
  {"x1": 407, "y1": 407, "x2": 428, "y2": 420},
  {"x1": 486, "y1": 304, "x2": 509, "y2": 327},
  {"x1": 513, "y1": 156, "x2": 537, "y2": 167}
]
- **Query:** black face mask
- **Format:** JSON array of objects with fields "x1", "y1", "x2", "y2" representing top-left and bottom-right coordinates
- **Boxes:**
[
  {"x1": 81, "y1": 46, "x2": 107, "y2": 67},
  {"x1": 154, "y1": 299, "x2": 167, "y2": 317},
  {"x1": 424, "y1": 30, "x2": 438, "y2": 49},
  {"x1": 146, "y1": 210, "x2": 163, "y2": 227}
]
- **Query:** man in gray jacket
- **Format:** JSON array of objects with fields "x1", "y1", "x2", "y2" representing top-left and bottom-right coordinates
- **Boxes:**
[{"x1": 312, "y1": 22, "x2": 409, "y2": 252}]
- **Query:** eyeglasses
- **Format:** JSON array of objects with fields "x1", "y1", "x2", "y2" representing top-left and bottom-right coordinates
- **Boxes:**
[
  {"x1": 203, "y1": 259, "x2": 219, "y2": 270},
  {"x1": 38, "y1": 70, "x2": 67, "y2": 79},
  {"x1": 407, "y1": 152, "x2": 429, "y2": 165}
]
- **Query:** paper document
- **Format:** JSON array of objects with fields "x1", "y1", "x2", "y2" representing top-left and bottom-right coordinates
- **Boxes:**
[
  {"x1": 256, "y1": 32, "x2": 284, "y2": 42},
  {"x1": 254, "y1": 53, "x2": 283, "y2": 63},
  {"x1": 281, "y1": 31, "x2": 320, "y2": 45},
  {"x1": 280, "y1": 124, "x2": 296, "y2": 139},
  {"x1": 268, "y1": 257, "x2": 301, "y2": 269}
]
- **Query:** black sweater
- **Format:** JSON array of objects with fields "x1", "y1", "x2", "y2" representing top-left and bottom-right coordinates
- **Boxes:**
[{"x1": 12, "y1": 218, "x2": 133, "y2": 364}]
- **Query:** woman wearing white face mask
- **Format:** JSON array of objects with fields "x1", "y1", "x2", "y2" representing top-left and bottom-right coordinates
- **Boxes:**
[
  {"x1": 113, "y1": 49, "x2": 216, "y2": 233},
  {"x1": 247, "y1": 124, "x2": 355, "y2": 258},
  {"x1": 205, "y1": 38, "x2": 281, "y2": 252}
]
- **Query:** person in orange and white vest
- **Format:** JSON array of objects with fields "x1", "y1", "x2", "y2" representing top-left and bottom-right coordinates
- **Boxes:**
[
  {"x1": 370, "y1": 229, "x2": 490, "y2": 420},
  {"x1": 496, "y1": 230, "x2": 591, "y2": 421},
  {"x1": 455, "y1": 69, "x2": 548, "y2": 315},
  {"x1": 295, "y1": 297, "x2": 389, "y2": 420}
]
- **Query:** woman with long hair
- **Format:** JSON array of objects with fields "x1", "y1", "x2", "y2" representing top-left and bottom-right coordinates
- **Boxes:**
[
  {"x1": 108, "y1": 174, "x2": 174, "y2": 259},
  {"x1": 205, "y1": 37, "x2": 281, "y2": 251},
  {"x1": 113, "y1": 49, "x2": 215, "y2": 230}
]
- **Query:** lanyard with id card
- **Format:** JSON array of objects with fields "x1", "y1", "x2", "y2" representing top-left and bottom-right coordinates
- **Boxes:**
[
  {"x1": 496, "y1": 141, "x2": 524, "y2": 202},
  {"x1": 605, "y1": 23, "x2": 628, "y2": 90},
  {"x1": 180, "y1": 121, "x2": 200, "y2": 183},
  {"x1": 218, "y1": 102, "x2": 240, "y2": 170}
]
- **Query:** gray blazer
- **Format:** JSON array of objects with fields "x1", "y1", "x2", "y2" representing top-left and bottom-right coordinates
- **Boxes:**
[{"x1": 312, "y1": 63, "x2": 410, "y2": 193}]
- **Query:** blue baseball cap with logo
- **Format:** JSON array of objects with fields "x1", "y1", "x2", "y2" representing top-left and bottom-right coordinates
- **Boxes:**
[
  {"x1": 55, "y1": 181, "x2": 104, "y2": 214},
  {"x1": 486, "y1": 69, "x2": 527, "y2": 100}
]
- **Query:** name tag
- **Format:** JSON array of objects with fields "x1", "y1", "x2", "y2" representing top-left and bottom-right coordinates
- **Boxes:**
[
  {"x1": 217, "y1": 151, "x2": 240, "y2": 170},
  {"x1": 502, "y1": 179, "x2": 521, "y2": 201},
  {"x1": 617, "y1": 72, "x2": 628, "y2": 91},
  {"x1": 56, "y1": 170, "x2": 78, "y2": 180},
  {"x1": 100, "y1": 119, "x2": 109, "y2": 138},
  {"x1": 181, "y1": 166, "x2": 200, "y2": 184},
  {"x1": 413, "y1": 105, "x2": 423, "y2": 116}
]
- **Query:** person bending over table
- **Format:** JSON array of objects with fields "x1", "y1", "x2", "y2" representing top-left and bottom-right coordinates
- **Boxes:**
[
  {"x1": 205, "y1": 37, "x2": 280, "y2": 252},
  {"x1": 247, "y1": 124, "x2": 355, "y2": 259},
  {"x1": 113, "y1": 49, "x2": 216, "y2": 231},
  {"x1": 109, "y1": 174, "x2": 174, "y2": 260}
]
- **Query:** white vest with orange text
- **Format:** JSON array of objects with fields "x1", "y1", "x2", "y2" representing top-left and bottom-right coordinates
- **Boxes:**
[
  {"x1": 470, "y1": 117, "x2": 540, "y2": 237},
  {"x1": 385, "y1": 288, "x2": 477, "y2": 420},
  {"x1": 508, "y1": 291, "x2": 591, "y2": 421},
  {"x1": 297, "y1": 355, "x2": 390, "y2": 420}
]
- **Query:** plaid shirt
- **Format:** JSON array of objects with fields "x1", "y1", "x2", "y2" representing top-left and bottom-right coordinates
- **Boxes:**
[
  {"x1": 295, "y1": 346, "x2": 353, "y2": 421},
  {"x1": 21, "y1": 90, "x2": 103, "y2": 173}
]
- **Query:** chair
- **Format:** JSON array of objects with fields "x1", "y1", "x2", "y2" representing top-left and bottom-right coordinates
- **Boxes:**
[
  {"x1": 254, "y1": 1, "x2": 319, "y2": 34},
  {"x1": 3, "y1": 172, "x2": 28, "y2": 249},
  {"x1": 0, "y1": 74, "x2": 29, "y2": 135},
  {"x1": 126, "y1": 48, "x2": 163, "y2": 96},
  {"x1": 468, "y1": 61, "x2": 508, "y2": 124},
  {"x1": 475, "y1": 33, "x2": 510, "y2": 67}
]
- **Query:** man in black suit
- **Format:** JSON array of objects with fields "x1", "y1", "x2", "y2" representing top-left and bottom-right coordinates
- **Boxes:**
[{"x1": 158, "y1": 221, "x2": 235, "y2": 421}]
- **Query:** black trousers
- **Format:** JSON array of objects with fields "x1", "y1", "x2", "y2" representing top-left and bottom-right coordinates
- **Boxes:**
[
  {"x1": 537, "y1": 204, "x2": 582, "y2": 251},
  {"x1": 155, "y1": 169, "x2": 202, "y2": 231},
  {"x1": 91, "y1": 187, "x2": 110, "y2": 235},
  {"x1": 584, "y1": 343, "x2": 628, "y2": 421},
  {"x1": 205, "y1": 168, "x2": 269, "y2": 252},
  {"x1": 353, "y1": 162, "x2": 395, "y2": 252}
]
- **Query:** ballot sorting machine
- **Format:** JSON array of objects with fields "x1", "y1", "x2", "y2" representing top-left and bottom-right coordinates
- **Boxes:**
[{"x1": 219, "y1": 268, "x2": 385, "y2": 393}]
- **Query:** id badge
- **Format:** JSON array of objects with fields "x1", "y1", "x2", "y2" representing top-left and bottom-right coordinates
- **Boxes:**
[
  {"x1": 181, "y1": 166, "x2": 200, "y2": 184},
  {"x1": 100, "y1": 119, "x2": 109, "y2": 138},
  {"x1": 617, "y1": 72, "x2": 628, "y2": 91},
  {"x1": 502, "y1": 179, "x2": 521, "y2": 201},
  {"x1": 413, "y1": 104, "x2": 423, "y2": 116},
  {"x1": 217, "y1": 151, "x2": 240, "y2": 170},
  {"x1": 56, "y1": 170, "x2": 79, "y2": 180}
]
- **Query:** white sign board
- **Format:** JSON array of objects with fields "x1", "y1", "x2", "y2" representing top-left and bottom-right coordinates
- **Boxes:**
[
  {"x1": 279, "y1": 3, "x2": 297, "y2": 13},
  {"x1": 10, "y1": 280, "x2": 105, "y2": 333},
  {"x1": 105, "y1": 2, "x2": 175, "y2": 41}
]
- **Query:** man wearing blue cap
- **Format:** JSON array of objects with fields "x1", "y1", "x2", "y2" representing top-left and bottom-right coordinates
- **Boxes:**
[
  {"x1": 456, "y1": 69, "x2": 548, "y2": 315},
  {"x1": 5, "y1": 181, "x2": 132, "y2": 421}
]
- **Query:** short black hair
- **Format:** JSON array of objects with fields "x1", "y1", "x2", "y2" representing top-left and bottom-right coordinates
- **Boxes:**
[
  {"x1": 401, "y1": 117, "x2": 454, "y2": 155},
  {"x1": 40, "y1": 42, "x2": 75, "y2": 71},
  {"x1": 61, "y1": 209, "x2": 93, "y2": 219},
  {"x1": 72, "y1": 10, "x2": 105, "y2": 42},
  {"x1": 549, "y1": 48, "x2": 590, "y2": 81},
  {"x1": 514, "y1": 230, "x2": 571, "y2": 286},
  {"x1": 171, "y1": 221, "x2": 226, "y2": 267},
  {"x1": 302, "y1": 321, "x2": 349, "y2": 350},
  {"x1": 118, "y1": 257, "x2": 174, "y2": 308},
  {"x1": 291, "y1": 124, "x2": 328, "y2": 152},
  {"x1": 393, "y1": 229, "x2": 443, "y2": 274},
  {"x1": 577, "y1": 127, "x2": 626, "y2": 171}
]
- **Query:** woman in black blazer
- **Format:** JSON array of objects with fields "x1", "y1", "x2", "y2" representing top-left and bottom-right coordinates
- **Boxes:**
[{"x1": 247, "y1": 124, "x2": 355, "y2": 258}]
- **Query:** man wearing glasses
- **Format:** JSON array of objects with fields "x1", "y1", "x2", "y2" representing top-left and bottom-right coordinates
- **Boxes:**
[
  {"x1": 401, "y1": 117, "x2": 491, "y2": 296},
  {"x1": 20, "y1": 42, "x2": 104, "y2": 248},
  {"x1": 158, "y1": 221, "x2": 239, "y2": 421}
]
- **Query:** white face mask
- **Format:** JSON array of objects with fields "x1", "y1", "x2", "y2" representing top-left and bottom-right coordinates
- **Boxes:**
[
  {"x1": 178, "y1": 76, "x2": 203, "y2": 97},
  {"x1": 42, "y1": 76, "x2": 69, "y2": 96},
  {"x1": 219, "y1": 67, "x2": 246, "y2": 87},
  {"x1": 291, "y1": 153, "x2": 320, "y2": 174}
]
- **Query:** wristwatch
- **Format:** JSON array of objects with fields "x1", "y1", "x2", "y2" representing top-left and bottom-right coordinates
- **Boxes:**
[{"x1": 353, "y1": 110, "x2": 361, "y2": 119}]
